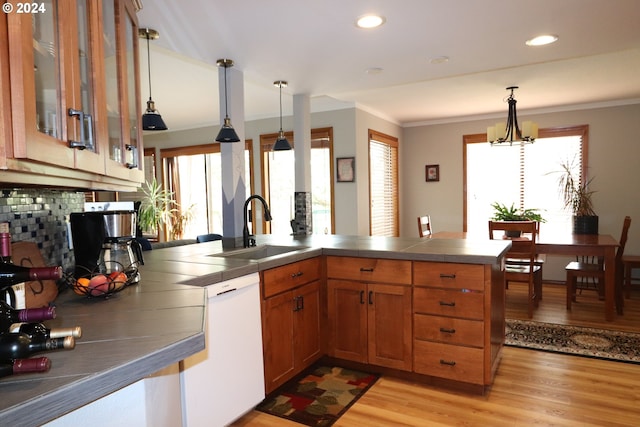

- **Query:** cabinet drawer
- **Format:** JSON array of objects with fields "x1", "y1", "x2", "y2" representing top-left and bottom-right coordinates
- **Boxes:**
[
  {"x1": 414, "y1": 314, "x2": 484, "y2": 348},
  {"x1": 326, "y1": 256, "x2": 411, "y2": 284},
  {"x1": 262, "y1": 257, "x2": 321, "y2": 298},
  {"x1": 413, "y1": 287, "x2": 484, "y2": 320},
  {"x1": 413, "y1": 340, "x2": 484, "y2": 384},
  {"x1": 413, "y1": 262, "x2": 484, "y2": 291}
]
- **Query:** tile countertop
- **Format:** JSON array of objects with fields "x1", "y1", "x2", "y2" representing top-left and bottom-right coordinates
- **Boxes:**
[{"x1": 0, "y1": 234, "x2": 510, "y2": 426}]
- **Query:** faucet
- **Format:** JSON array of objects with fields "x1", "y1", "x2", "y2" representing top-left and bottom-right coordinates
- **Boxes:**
[{"x1": 243, "y1": 195, "x2": 273, "y2": 247}]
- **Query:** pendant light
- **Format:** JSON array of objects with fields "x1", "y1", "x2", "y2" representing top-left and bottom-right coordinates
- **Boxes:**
[
  {"x1": 487, "y1": 86, "x2": 538, "y2": 146},
  {"x1": 215, "y1": 59, "x2": 240, "y2": 143},
  {"x1": 139, "y1": 28, "x2": 168, "y2": 131},
  {"x1": 273, "y1": 80, "x2": 292, "y2": 151}
]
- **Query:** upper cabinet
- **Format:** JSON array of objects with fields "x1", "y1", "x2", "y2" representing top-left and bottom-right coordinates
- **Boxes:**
[{"x1": 2, "y1": 0, "x2": 143, "y2": 190}]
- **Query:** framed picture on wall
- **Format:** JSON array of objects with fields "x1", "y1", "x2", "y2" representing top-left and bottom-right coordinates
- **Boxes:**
[
  {"x1": 425, "y1": 164, "x2": 439, "y2": 182},
  {"x1": 337, "y1": 157, "x2": 355, "y2": 182}
]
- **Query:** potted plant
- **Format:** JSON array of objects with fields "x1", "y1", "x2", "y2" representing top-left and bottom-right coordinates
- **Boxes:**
[
  {"x1": 555, "y1": 159, "x2": 598, "y2": 234},
  {"x1": 137, "y1": 178, "x2": 176, "y2": 237},
  {"x1": 491, "y1": 202, "x2": 545, "y2": 237}
]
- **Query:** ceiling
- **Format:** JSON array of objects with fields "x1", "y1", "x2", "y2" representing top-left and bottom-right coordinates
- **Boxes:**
[{"x1": 137, "y1": 0, "x2": 640, "y2": 132}]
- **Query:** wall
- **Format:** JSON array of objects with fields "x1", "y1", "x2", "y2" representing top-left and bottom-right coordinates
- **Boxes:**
[{"x1": 0, "y1": 188, "x2": 84, "y2": 270}]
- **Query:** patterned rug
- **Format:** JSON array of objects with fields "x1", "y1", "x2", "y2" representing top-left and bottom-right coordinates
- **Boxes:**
[
  {"x1": 505, "y1": 319, "x2": 640, "y2": 364},
  {"x1": 257, "y1": 365, "x2": 379, "y2": 426}
]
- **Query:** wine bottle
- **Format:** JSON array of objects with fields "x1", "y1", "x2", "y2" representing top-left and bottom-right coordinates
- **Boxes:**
[
  {"x1": 9, "y1": 322, "x2": 82, "y2": 339},
  {"x1": 0, "y1": 301, "x2": 56, "y2": 332},
  {"x1": 0, "y1": 356, "x2": 51, "y2": 378},
  {"x1": 0, "y1": 222, "x2": 10, "y2": 263},
  {"x1": 0, "y1": 332, "x2": 75, "y2": 361},
  {"x1": 0, "y1": 264, "x2": 63, "y2": 288}
]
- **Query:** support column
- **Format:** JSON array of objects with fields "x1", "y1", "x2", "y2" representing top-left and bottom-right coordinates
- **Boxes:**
[
  {"x1": 219, "y1": 63, "x2": 246, "y2": 248},
  {"x1": 292, "y1": 94, "x2": 312, "y2": 235}
]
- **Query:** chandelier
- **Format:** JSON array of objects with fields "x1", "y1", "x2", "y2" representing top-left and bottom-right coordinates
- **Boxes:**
[{"x1": 487, "y1": 86, "x2": 538, "y2": 146}]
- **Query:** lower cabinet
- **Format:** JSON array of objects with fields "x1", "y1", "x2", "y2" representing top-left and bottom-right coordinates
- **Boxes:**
[
  {"x1": 326, "y1": 279, "x2": 412, "y2": 371},
  {"x1": 261, "y1": 258, "x2": 322, "y2": 394}
]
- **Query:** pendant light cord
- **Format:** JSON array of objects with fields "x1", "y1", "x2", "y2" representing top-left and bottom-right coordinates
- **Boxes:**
[
  {"x1": 146, "y1": 32, "x2": 152, "y2": 100},
  {"x1": 223, "y1": 65, "x2": 229, "y2": 118},
  {"x1": 279, "y1": 84, "x2": 283, "y2": 131}
]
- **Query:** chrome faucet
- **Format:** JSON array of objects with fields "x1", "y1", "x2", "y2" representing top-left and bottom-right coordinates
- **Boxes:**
[{"x1": 243, "y1": 195, "x2": 273, "y2": 247}]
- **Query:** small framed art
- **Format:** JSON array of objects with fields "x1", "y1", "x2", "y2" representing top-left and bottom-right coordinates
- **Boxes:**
[
  {"x1": 337, "y1": 157, "x2": 355, "y2": 182},
  {"x1": 425, "y1": 164, "x2": 439, "y2": 182}
]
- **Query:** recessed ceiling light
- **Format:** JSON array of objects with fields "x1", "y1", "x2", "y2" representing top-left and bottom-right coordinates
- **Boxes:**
[
  {"x1": 365, "y1": 67, "x2": 383, "y2": 75},
  {"x1": 429, "y1": 56, "x2": 449, "y2": 64},
  {"x1": 526, "y1": 34, "x2": 558, "y2": 46},
  {"x1": 356, "y1": 14, "x2": 386, "y2": 29}
]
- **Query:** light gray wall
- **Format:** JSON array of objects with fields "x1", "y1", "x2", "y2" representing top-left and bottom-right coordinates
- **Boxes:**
[{"x1": 401, "y1": 103, "x2": 640, "y2": 277}]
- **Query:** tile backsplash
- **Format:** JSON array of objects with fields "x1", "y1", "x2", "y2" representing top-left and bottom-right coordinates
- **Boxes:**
[{"x1": 0, "y1": 188, "x2": 85, "y2": 270}]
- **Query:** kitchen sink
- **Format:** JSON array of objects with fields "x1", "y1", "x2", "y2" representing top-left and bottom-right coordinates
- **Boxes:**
[{"x1": 210, "y1": 245, "x2": 309, "y2": 260}]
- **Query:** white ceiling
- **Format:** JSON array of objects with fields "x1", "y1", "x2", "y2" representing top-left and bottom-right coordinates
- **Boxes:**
[{"x1": 137, "y1": 0, "x2": 640, "y2": 132}]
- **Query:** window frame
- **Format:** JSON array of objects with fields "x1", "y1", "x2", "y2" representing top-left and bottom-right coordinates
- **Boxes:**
[{"x1": 368, "y1": 129, "x2": 399, "y2": 237}]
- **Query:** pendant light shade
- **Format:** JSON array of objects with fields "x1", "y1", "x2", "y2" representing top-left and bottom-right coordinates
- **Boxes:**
[
  {"x1": 139, "y1": 28, "x2": 168, "y2": 131},
  {"x1": 487, "y1": 86, "x2": 538, "y2": 146},
  {"x1": 215, "y1": 59, "x2": 240, "y2": 143},
  {"x1": 273, "y1": 80, "x2": 292, "y2": 151}
]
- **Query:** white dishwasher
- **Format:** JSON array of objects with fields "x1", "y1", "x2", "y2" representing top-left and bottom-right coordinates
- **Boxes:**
[{"x1": 180, "y1": 273, "x2": 265, "y2": 427}]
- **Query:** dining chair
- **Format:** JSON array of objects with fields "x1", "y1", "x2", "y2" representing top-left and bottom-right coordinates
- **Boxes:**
[
  {"x1": 196, "y1": 233, "x2": 223, "y2": 243},
  {"x1": 495, "y1": 221, "x2": 546, "y2": 290},
  {"x1": 489, "y1": 220, "x2": 542, "y2": 318},
  {"x1": 622, "y1": 254, "x2": 640, "y2": 299},
  {"x1": 565, "y1": 216, "x2": 631, "y2": 310},
  {"x1": 417, "y1": 215, "x2": 433, "y2": 237}
]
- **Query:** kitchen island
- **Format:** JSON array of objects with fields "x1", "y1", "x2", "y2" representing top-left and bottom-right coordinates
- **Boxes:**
[{"x1": 0, "y1": 234, "x2": 510, "y2": 426}]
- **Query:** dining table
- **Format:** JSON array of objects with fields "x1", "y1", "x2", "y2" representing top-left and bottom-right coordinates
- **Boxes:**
[{"x1": 430, "y1": 231, "x2": 621, "y2": 321}]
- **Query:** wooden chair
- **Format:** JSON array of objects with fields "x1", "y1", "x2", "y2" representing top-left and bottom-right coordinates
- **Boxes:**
[
  {"x1": 622, "y1": 255, "x2": 640, "y2": 299},
  {"x1": 565, "y1": 216, "x2": 631, "y2": 310},
  {"x1": 417, "y1": 215, "x2": 433, "y2": 237},
  {"x1": 489, "y1": 220, "x2": 542, "y2": 318},
  {"x1": 496, "y1": 221, "x2": 546, "y2": 292}
]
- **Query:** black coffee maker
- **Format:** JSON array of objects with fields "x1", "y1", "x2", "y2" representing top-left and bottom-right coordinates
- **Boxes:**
[{"x1": 70, "y1": 211, "x2": 144, "y2": 281}]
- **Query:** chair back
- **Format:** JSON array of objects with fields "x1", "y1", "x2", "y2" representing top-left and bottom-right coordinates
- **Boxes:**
[
  {"x1": 417, "y1": 215, "x2": 433, "y2": 237},
  {"x1": 488, "y1": 220, "x2": 538, "y2": 268},
  {"x1": 196, "y1": 233, "x2": 223, "y2": 243},
  {"x1": 616, "y1": 216, "x2": 632, "y2": 264}
]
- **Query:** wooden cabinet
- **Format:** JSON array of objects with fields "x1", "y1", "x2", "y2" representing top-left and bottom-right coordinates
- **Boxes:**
[
  {"x1": 2, "y1": 0, "x2": 143, "y2": 190},
  {"x1": 413, "y1": 261, "x2": 503, "y2": 386},
  {"x1": 261, "y1": 257, "x2": 322, "y2": 393},
  {"x1": 326, "y1": 256, "x2": 412, "y2": 371}
]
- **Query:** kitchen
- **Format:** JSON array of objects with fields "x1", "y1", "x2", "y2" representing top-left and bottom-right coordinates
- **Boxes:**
[{"x1": 1, "y1": 1, "x2": 640, "y2": 426}]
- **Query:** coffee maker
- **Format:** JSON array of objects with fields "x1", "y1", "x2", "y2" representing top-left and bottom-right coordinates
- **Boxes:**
[{"x1": 70, "y1": 211, "x2": 144, "y2": 283}]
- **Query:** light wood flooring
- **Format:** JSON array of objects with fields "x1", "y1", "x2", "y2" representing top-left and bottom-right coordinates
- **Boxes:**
[{"x1": 231, "y1": 283, "x2": 640, "y2": 427}]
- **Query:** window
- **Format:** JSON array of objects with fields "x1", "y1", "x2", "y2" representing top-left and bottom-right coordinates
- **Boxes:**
[
  {"x1": 464, "y1": 125, "x2": 588, "y2": 236},
  {"x1": 369, "y1": 130, "x2": 399, "y2": 237},
  {"x1": 161, "y1": 142, "x2": 253, "y2": 239},
  {"x1": 260, "y1": 127, "x2": 334, "y2": 235}
]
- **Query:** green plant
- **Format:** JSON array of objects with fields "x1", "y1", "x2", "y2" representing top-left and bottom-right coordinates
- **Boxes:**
[
  {"x1": 169, "y1": 203, "x2": 196, "y2": 240},
  {"x1": 138, "y1": 178, "x2": 176, "y2": 234},
  {"x1": 555, "y1": 159, "x2": 596, "y2": 216},
  {"x1": 491, "y1": 202, "x2": 545, "y2": 222}
]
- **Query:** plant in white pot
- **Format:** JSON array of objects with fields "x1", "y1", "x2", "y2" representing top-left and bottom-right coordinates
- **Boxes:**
[{"x1": 556, "y1": 159, "x2": 598, "y2": 234}]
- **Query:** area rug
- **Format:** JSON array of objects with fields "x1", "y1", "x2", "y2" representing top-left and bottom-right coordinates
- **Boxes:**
[
  {"x1": 256, "y1": 365, "x2": 379, "y2": 426},
  {"x1": 505, "y1": 319, "x2": 640, "y2": 364}
]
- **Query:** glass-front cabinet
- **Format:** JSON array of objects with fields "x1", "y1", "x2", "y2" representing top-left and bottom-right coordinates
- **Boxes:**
[{"x1": 3, "y1": 0, "x2": 143, "y2": 188}]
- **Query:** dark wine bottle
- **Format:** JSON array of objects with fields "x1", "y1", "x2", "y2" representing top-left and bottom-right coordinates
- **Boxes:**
[
  {"x1": 9, "y1": 322, "x2": 82, "y2": 339},
  {"x1": 0, "y1": 264, "x2": 62, "y2": 288},
  {"x1": 0, "y1": 222, "x2": 11, "y2": 264},
  {"x1": 0, "y1": 332, "x2": 75, "y2": 361},
  {"x1": 0, "y1": 301, "x2": 56, "y2": 332},
  {"x1": 0, "y1": 356, "x2": 51, "y2": 378}
]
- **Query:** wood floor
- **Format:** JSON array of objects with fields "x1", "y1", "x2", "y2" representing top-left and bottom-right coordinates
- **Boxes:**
[{"x1": 231, "y1": 283, "x2": 640, "y2": 427}]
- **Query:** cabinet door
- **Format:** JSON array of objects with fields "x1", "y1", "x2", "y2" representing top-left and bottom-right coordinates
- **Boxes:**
[
  {"x1": 261, "y1": 290, "x2": 295, "y2": 394},
  {"x1": 367, "y1": 283, "x2": 412, "y2": 371},
  {"x1": 326, "y1": 279, "x2": 367, "y2": 363},
  {"x1": 294, "y1": 281, "x2": 322, "y2": 368}
]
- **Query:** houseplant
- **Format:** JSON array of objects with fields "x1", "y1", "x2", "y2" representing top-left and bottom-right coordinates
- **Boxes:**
[
  {"x1": 491, "y1": 202, "x2": 545, "y2": 237},
  {"x1": 555, "y1": 159, "x2": 598, "y2": 234},
  {"x1": 137, "y1": 178, "x2": 176, "y2": 237}
]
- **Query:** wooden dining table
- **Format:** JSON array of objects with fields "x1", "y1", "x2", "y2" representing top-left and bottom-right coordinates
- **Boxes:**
[{"x1": 430, "y1": 231, "x2": 621, "y2": 321}]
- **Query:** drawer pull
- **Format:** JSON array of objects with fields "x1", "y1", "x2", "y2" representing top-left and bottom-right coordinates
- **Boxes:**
[
  {"x1": 368, "y1": 290, "x2": 373, "y2": 305},
  {"x1": 290, "y1": 271, "x2": 303, "y2": 278},
  {"x1": 439, "y1": 359, "x2": 456, "y2": 366},
  {"x1": 360, "y1": 290, "x2": 365, "y2": 305},
  {"x1": 360, "y1": 267, "x2": 374, "y2": 272},
  {"x1": 439, "y1": 301, "x2": 456, "y2": 307},
  {"x1": 439, "y1": 273, "x2": 456, "y2": 279},
  {"x1": 439, "y1": 327, "x2": 456, "y2": 334}
]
